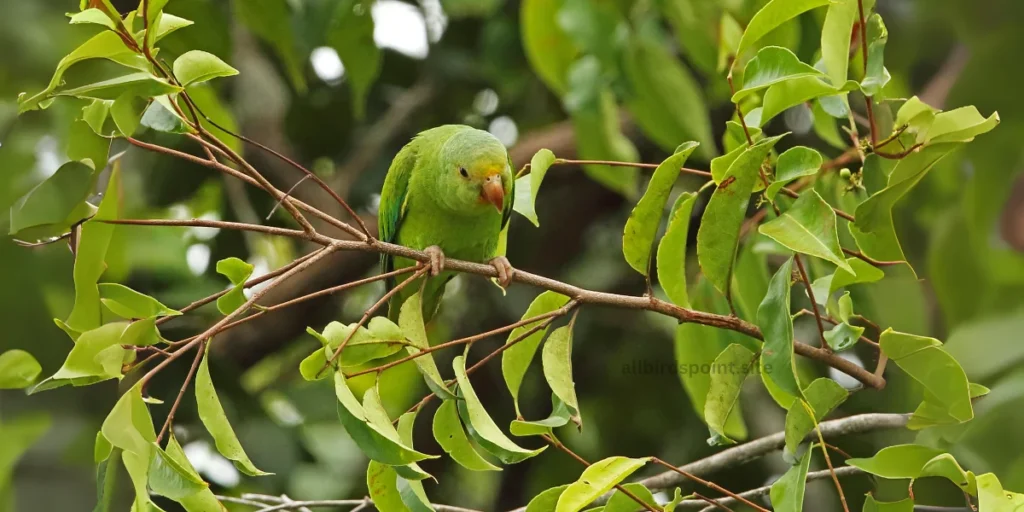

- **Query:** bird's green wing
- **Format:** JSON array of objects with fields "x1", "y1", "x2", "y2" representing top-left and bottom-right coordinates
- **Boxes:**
[{"x1": 378, "y1": 140, "x2": 419, "y2": 278}]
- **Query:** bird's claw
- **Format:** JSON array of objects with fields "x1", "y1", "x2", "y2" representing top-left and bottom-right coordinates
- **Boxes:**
[
  {"x1": 424, "y1": 245, "x2": 446, "y2": 276},
  {"x1": 489, "y1": 256, "x2": 515, "y2": 288}
]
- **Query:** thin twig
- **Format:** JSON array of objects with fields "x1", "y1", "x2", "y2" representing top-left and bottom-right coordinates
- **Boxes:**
[
  {"x1": 627, "y1": 413, "x2": 909, "y2": 496},
  {"x1": 156, "y1": 339, "x2": 207, "y2": 444},
  {"x1": 347, "y1": 308, "x2": 570, "y2": 378},
  {"x1": 794, "y1": 255, "x2": 829, "y2": 348},
  {"x1": 544, "y1": 435, "x2": 660, "y2": 512},
  {"x1": 842, "y1": 248, "x2": 905, "y2": 267},
  {"x1": 139, "y1": 245, "x2": 338, "y2": 386},
  {"x1": 651, "y1": 458, "x2": 771, "y2": 512},
  {"x1": 319, "y1": 266, "x2": 429, "y2": 374}
]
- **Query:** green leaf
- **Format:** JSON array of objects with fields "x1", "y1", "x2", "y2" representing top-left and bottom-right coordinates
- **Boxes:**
[
  {"x1": 784, "y1": 378, "x2": 847, "y2": 453},
  {"x1": 38, "y1": 322, "x2": 129, "y2": 389},
  {"x1": 735, "y1": 0, "x2": 830, "y2": 59},
  {"x1": 172, "y1": 50, "x2": 239, "y2": 87},
  {"x1": 140, "y1": 96, "x2": 193, "y2": 134},
  {"x1": 859, "y1": 14, "x2": 889, "y2": 97},
  {"x1": 233, "y1": 0, "x2": 306, "y2": 92},
  {"x1": 862, "y1": 496, "x2": 914, "y2": 512},
  {"x1": 101, "y1": 385, "x2": 156, "y2": 456},
  {"x1": 542, "y1": 323, "x2": 581, "y2": 429},
  {"x1": 526, "y1": 485, "x2": 571, "y2": 512},
  {"x1": 366, "y1": 460, "x2": 412, "y2": 512},
  {"x1": 761, "y1": 356, "x2": 797, "y2": 409},
  {"x1": 152, "y1": 13, "x2": 194, "y2": 43},
  {"x1": 68, "y1": 8, "x2": 117, "y2": 29},
  {"x1": 623, "y1": 142, "x2": 699, "y2": 275},
  {"x1": 216, "y1": 257, "x2": 254, "y2": 315},
  {"x1": 675, "y1": 280, "x2": 750, "y2": 441},
  {"x1": 99, "y1": 283, "x2": 180, "y2": 319},
  {"x1": 57, "y1": 73, "x2": 182, "y2": 101},
  {"x1": 502, "y1": 291, "x2": 571, "y2": 412},
  {"x1": 925, "y1": 106, "x2": 1000, "y2": 144},
  {"x1": 623, "y1": 35, "x2": 715, "y2": 159},
  {"x1": 894, "y1": 96, "x2": 938, "y2": 142},
  {"x1": 820, "y1": 0, "x2": 858, "y2": 88},
  {"x1": 766, "y1": 147, "x2": 822, "y2": 201},
  {"x1": 568, "y1": 81, "x2": 640, "y2": 198},
  {"x1": 513, "y1": 149, "x2": 557, "y2": 227},
  {"x1": 334, "y1": 372, "x2": 433, "y2": 466},
  {"x1": 65, "y1": 164, "x2": 121, "y2": 335},
  {"x1": 520, "y1": 0, "x2": 577, "y2": 94},
  {"x1": 510, "y1": 395, "x2": 572, "y2": 437},
  {"x1": 149, "y1": 445, "x2": 208, "y2": 500},
  {"x1": 601, "y1": 483, "x2": 658, "y2": 512},
  {"x1": 328, "y1": 0, "x2": 379, "y2": 119},
  {"x1": 18, "y1": 31, "x2": 150, "y2": 112},
  {"x1": 399, "y1": 292, "x2": 457, "y2": 400},
  {"x1": 455, "y1": 356, "x2": 545, "y2": 464},
  {"x1": 432, "y1": 399, "x2": 500, "y2": 471},
  {"x1": 308, "y1": 321, "x2": 404, "y2": 369},
  {"x1": 824, "y1": 322, "x2": 865, "y2": 352},
  {"x1": 370, "y1": 392, "x2": 433, "y2": 482},
  {"x1": 656, "y1": 192, "x2": 698, "y2": 308},
  {"x1": 810, "y1": 258, "x2": 884, "y2": 305},
  {"x1": 760, "y1": 77, "x2": 855, "y2": 127},
  {"x1": 110, "y1": 92, "x2": 145, "y2": 136},
  {"x1": 9, "y1": 160, "x2": 95, "y2": 238},
  {"x1": 555, "y1": 456, "x2": 649, "y2": 512},
  {"x1": 164, "y1": 434, "x2": 225, "y2": 512},
  {"x1": 880, "y1": 329, "x2": 973, "y2": 425},
  {"x1": 697, "y1": 135, "x2": 783, "y2": 296},
  {"x1": 0, "y1": 350, "x2": 42, "y2": 389},
  {"x1": 977, "y1": 473, "x2": 1024, "y2": 512},
  {"x1": 705, "y1": 344, "x2": 756, "y2": 442},
  {"x1": 733, "y1": 46, "x2": 824, "y2": 102},
  {"x1": 757, "y1": 258, "x2": 801, "y2": 398},
  {"x1": 759, "y1": 191, "x2": 854, "y2": 273},
  {"x1": 846, "y1": 444, "x2": 946, "y2": 479},
  {"x1": 196, "y1": 350, "x2": 271, "y2": 476},
  {"x1": 770, "y1": 446, "x2": 812, "y2": 512}
]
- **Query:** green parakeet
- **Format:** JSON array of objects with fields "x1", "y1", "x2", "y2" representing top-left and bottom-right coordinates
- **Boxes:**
[{"x1": 379, "y1": 125, "x2": 516, "y2": 321}]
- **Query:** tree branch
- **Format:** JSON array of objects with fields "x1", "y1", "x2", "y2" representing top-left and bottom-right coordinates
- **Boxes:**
[{"x1": 630, "y1": 413, "x2": 908, "y2": 495}]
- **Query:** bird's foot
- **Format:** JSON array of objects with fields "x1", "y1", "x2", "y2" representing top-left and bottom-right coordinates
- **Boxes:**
[
  {"x1": 424, "y1": 245, "x2": 446, "y2": 276},
  {"x1": 488, "y1": 256, "x2": 516, "y2": 288}
]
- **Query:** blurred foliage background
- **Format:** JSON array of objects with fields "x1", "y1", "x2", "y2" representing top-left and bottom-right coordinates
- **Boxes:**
[{"x1": 1, "y1": 0, "x2": 1023, "y2": 510}]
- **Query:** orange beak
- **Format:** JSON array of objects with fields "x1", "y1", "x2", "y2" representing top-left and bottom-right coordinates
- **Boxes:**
[{"x1": 481, "y1": 174, "x2": 504, "y2": 212}]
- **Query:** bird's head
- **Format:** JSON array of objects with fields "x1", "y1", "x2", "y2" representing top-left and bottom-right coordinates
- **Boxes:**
[{"x1": 437, "y1": 128, "x2": 512, "y2": 215}]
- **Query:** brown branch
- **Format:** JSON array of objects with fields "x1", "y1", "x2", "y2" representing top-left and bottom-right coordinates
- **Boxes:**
[
  {"x1": 796, "y1": 310, "x2": 879, "y2": 348},
  {"x1": 842, "y1": 248, "x2": 904, "y2": 267},
  {"x1": 629, "y1": 413, "x2": 908, "y2": 496},
  {"x1": 320, "y1": 266, "x2": 429, "y2": 374},
  {"x1": 543, "y1": 435, "x2": 660, "y2": 512},
  {"x1": 101, "y1": 218, "x2": 311, "y2": 240},
  {"x1": 651, "y1": 458, "x2": 770, "y2": 512},
  {"x1": 684, "y1": 467, "x2": 864, "y2": 511},
  {"x1": 125, "y1": 137, "x2": 362, "y2": 238},
  {"x1": 692, "y1": 493, "x2": 735, "y2": 512},
  {"x1": 857, "y1": 0, "x2": 878, "y2": 148},
  {"x1": 138, "y1": 245, "x2": 339, "y2": 385},
  {"x1": 156, "y1": 339, "x2": 206, "y2": 444},
  {"x1": 794, "y1": 254, "x2": 829, "y2": 348},
  {"x1": 346, "y1": 308, "x2": 571, "y2": 378},
  {"x1": 813, "y1": 422, "x2": 850, "y2": 512},
  {"x1": 218, "y1": 493, "x2": 481, "y2": 512}
]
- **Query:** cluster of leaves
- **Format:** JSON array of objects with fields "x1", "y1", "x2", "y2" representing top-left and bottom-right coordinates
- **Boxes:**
[{"x1": 0, "y1": 0, "x2": 1020, "y2": 511}]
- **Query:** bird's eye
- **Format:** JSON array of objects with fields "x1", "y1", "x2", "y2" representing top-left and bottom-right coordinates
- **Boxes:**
[{"x1": 459, "y1": 167, "x2": 469, "y2": 178}]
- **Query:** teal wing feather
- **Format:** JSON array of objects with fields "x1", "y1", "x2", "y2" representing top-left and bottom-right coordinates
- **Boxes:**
[{"x1": 378, "y1": 140, "x2": 419, "y2": 282}]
